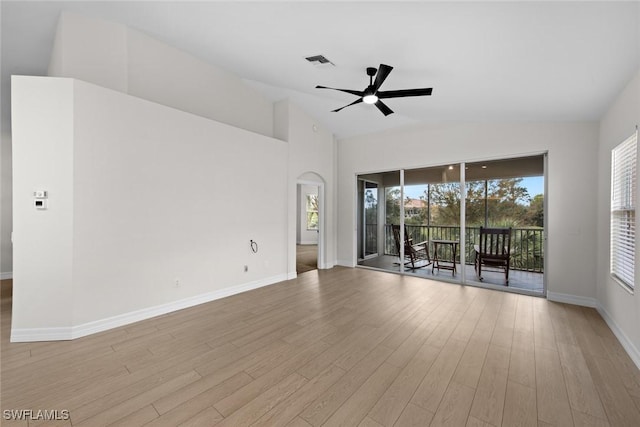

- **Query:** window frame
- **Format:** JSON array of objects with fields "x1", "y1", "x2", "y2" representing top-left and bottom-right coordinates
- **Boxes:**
[{"x1": 610, "y1": 130, "x2": 637, "y2": 291}]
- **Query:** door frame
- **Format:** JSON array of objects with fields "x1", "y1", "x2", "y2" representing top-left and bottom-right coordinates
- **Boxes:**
[
  {"x1": 358, "y1": 178, "x2": 380, "y2": 260},
  {"x1": 297, "y1": 179, "x2": 325, "y2": 270}
]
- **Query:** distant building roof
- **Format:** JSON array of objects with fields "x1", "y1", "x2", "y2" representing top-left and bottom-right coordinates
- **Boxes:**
[{"x1": 405, "y1": 198, "x2": 426, "y2": 209}]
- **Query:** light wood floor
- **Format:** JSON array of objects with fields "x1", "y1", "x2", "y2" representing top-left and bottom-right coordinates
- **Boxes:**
[
  {"x1": 2, "y1": 268, "x2": 640, "y2": 426},
  {"x1": 297, "y1": 245, "x2": 318, "y2": 274}
]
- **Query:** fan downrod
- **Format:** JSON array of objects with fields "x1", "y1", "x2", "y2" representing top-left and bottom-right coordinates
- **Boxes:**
[{"x1": 366, "y1": 67, "x2": 377, "y2": 85}]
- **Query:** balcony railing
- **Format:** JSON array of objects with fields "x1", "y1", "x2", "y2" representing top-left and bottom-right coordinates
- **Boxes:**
[
  {"x1": 379, "y1": 224, "x2": 544, "y2": 273},
  {"x1": 365, "y1": 224, "x2": 377, "y2": 255}
]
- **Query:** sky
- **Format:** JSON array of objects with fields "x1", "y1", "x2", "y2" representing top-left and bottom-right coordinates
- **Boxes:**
[{"x1": 402, "y1": 176, "x2": 545, "y2": 201}]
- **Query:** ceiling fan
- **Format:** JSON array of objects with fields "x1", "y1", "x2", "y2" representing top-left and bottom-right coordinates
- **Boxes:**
[{"x1": 316, "y1": 64, "x2": 432, "y2": 116}]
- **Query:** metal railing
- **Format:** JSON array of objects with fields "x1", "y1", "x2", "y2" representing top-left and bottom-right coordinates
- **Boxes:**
[
  {"x1": 381, "y1": 224, "x2": 544, "y2": 273},
  {"x1": 365, "y1": 223, "x2": 377, "y2": 255}
]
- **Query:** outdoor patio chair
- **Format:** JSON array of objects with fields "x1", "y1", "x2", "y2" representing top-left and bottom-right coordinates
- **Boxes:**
[
  {"x1": 474, "y1": 226, "x2": 512, "y2": 285},
  {"x1": 391, "y1": 224, "x2": 432, "y2": 270}
]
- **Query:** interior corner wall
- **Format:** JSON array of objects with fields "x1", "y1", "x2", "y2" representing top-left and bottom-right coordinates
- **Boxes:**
[
  {"x1": 47, "y1": 12, "x2": 273, "y2": 138},
  {"x1": 338, "y1": 122, "x2": 600, "y2": 300},
  {"x1": 11, "y1": 76, "x2": 288, "y2": 340},
  {"x1": 46, "y1": 12, "x2": 64, "y2": 80},
  {"x1": 11, "y1": 76, "x2": 75, "y2": 332},
  {"x1": 596, "y1": 68, "x2": 640, "y2": 365}
]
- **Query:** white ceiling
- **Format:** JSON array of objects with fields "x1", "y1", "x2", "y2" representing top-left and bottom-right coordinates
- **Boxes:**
[{"x1": 1, "y1": 1, "x2": 639, "y2": 139}]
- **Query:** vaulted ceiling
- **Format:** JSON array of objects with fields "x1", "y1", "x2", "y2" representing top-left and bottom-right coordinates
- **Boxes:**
[{"x1": 2, "y1": 1, "x2": 639, "y2": 138}]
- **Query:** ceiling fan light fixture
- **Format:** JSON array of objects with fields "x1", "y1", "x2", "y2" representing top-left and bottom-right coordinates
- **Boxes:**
[
  {"x1": 363, "y1": 94, "x2": 378, "y2": 104},
  {"x1": 316, "y1": 63, "x2": 432, "y2": 115}
]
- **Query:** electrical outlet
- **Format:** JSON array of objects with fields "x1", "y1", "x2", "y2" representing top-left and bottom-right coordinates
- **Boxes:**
[
  {"x1": 244, "y1": 265, "x2": 248, "y2": 272},
  {"x1": 175, "y1": 279, "x2": 180, "y2": 287}
]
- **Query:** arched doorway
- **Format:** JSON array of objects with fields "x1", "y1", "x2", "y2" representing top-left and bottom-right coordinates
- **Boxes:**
[{"x1": 296, "y1": 172, "x2": 325, "y2": 274}]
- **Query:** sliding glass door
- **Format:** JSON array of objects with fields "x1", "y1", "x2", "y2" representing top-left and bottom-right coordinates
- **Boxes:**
[
  {"x1": 355, "y1": 154, "x2": 546, "y2": 296},
  {"x1": 465, "y1": 156, "x2": 545, "y2": 293}
]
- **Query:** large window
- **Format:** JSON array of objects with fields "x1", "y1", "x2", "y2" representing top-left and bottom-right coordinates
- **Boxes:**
[{"x1": 611, "y1": 131, "x2": 637, "y2": 289}]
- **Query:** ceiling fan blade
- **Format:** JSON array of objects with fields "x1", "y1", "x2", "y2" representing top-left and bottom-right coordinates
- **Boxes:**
[
  {"x1": 372, "y1": 64, "x2": 393, "y2": 91},
  {"x1": 377, "y1": 88, "x2": 433, "y2": 99},
  {"x1": 375, "y1": 100, "x2": 394, "y2": 116},
  {"x1": 332, "y1": 98, "x2": 363, "y2": 112},
  {"x1": 316, "y1": 85, "x2": 364, "y2": 97}
]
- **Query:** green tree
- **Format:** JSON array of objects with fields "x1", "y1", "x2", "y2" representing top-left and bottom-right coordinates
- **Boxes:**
[
  {"x1": 430, "y1": 182, "x2": 461, "y2": 225},
  {"x1": 464, "y1": 180, "x2": 487, "y2": 226},
  {"x1": 486, "y1": 178, "x2": 530, "y2": 226},
  {"x1": 385, "y1": 187, "x2": 401, "y2": 224},
  {"x1": 384, "y1": 178, "x2": 541, "y2": 228},
  {"x1": 525, "y1": 194, "x2": 544, "y2": 227}
]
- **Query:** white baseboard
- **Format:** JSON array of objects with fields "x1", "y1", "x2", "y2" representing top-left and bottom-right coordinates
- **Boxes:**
[
  {"x1": 336, "y1": 260, "x2": 355, "y2": 267},
  {"x1": 1, "y1": 271, "x2": 13, "y2": 280},
  {"x1": 546, "y1": 291, "x2": 597, "y2": 308},
  {"x1": 596, "y1": 303, "x2": 640, "y2": 370},
  {"x1": 287, "y1": 271, "x2": 297, "y2": 280},
  {"x1": 297, "y1": 241, "x2": 318, "y2": 246},
  {"x1": 10, "y1": 273, "x2": 288, "y2": 343}
]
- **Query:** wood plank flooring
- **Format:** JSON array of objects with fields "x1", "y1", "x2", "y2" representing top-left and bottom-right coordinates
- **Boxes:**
[{"x1": 2, "y1": 267, "x2": 640, "y2": 426}]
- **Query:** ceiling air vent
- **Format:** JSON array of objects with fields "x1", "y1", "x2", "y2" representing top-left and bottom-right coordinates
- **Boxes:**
[{"x1": 305, "y1": 55, "x2": 335, "y2": 67}]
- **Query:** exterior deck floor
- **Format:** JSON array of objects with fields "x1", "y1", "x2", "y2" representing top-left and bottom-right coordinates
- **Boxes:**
[{"x1": 359, "y1": 254, "x2": 544, "y2": 294}]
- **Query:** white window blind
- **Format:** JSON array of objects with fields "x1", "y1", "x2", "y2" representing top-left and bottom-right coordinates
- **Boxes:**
[{"x1": 611, "y1": 130, "x2": 637, "y2": 289}]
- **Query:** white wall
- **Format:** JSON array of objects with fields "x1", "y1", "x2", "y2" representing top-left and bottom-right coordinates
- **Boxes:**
[
  {"x1": 297, "y1": 184, "x2": 319, "y2": 245},
  {"x1": 0, "y1": 10, "x2": 279, "y2": 279},
  {"x1": 338, "y1": 122, "x2": 600, "y2": 301},
  {"x1": 275, "y1": 100, "x2": 336, "y2": 276},
  {"x1": 47, "y1": 12, "x2": 128, "y2": 92},
  {"x1": 11, "y1": 76, "x2": 288, "y2": 339},
  {"x1": 11, "y1": 77, "x2": 75, "y2": 330},
  {"x1": 596, "y1": 69, "x2": 640, "y2": 365},
  {"x1": 1, "y1": 130, "x2": 12, "y2": 278},
  {"x1": 47, "y1": 12, "x2": 273, "y2": 138}
]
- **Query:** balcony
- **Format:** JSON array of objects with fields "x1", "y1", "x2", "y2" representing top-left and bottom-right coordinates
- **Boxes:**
[{"x1": 360, "y1": 224, "x2": 544, "y2": 293}]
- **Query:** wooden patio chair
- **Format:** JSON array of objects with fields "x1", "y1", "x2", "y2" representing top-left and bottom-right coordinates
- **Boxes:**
[
  {"x1": 391, "y1": 224, "x2": 432, "y2": 270},
  {"x1": 474, "y1": 226, "x2": 512, "y2": 285}
]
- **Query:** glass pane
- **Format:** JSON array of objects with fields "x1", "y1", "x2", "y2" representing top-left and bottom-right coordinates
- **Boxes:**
[
  {"x1": 364, "y1": 182, "x2": 378, "y2": 256},
  {"x1": 428, "y1": 167, "x2": 461, "y2": 281},
  {"x1": 357, "y1": 171, "x2": 401, "y2": 274},
  {"x1": 402, "y1": 165, "x2": 461, "y2": 281}
]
